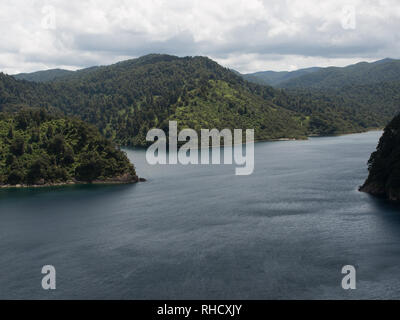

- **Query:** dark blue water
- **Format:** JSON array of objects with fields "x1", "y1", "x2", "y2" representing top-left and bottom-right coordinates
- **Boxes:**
[{"x1": 1, "y1": 131, "x2": 400, "y2": 299}]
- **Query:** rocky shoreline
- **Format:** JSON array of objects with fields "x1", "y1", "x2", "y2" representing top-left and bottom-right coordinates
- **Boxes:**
[
  {"x1": 359, "y1": 182, "x2": 400, "y2": 202},
  {"x1": 0, "y1": 173, "x2": 146, "y2": 189},
  {"x1": 358, "y1": 115, "x2": 400, "y2": 203},
  {"x1": 359, "y1": 182, "x2": 385, "y2": 197}
]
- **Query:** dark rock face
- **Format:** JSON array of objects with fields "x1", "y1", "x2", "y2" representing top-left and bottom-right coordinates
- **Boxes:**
[
  {"x1": 360, "y1": 115, "x2": 400, "y2": 201},
  {"x1": 359, "y1": 181, "x2": 384, "y2": 195}
]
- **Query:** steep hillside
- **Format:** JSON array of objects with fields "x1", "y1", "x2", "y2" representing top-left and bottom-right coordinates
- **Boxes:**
[
  {"x1": 360, "y1": 114, "x2": 400, "y2": 201},
  {"x1": 0, "y1": 73, "x2": 60, "y2": 113}
]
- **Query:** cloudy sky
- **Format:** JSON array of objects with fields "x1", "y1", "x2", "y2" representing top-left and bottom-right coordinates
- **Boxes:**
[{"x1": 0, "y1": 0, "x2": 399, "y2": 74}]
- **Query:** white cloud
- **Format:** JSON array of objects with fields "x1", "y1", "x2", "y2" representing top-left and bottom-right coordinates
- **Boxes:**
[{"x1": 0, "y1": 0, "x2": 399, "y2": 74}]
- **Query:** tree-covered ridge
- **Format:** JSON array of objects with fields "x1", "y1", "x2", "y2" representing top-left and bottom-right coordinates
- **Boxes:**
[
  {"x1": 13, "y1": 69, "x2": 75, "y2": 82},
  {"x1": 279, "y1": 58, "x2": 400, "y2": 89},
  {"x1": 1, "y1": 54, "x2": 399, "y2": 146},
  {"x1": 360, "y1": 114, "x2": 400, "y2": 201},
  {"x1": 0, "y1": 110, "x2": 138, "y2": 186},
  {"x1": 242, "y1": 67, "x2": 321, "y2": 87}
]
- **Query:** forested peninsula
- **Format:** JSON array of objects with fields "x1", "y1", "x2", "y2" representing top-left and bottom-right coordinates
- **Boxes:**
[{"x1": 0, "y1": 110, "x2": 140, "y2": 187}]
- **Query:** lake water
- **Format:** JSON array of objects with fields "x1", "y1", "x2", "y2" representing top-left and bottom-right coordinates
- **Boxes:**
[{"x1": 1, "y1": 130, "x2": 400, "y2": 299}]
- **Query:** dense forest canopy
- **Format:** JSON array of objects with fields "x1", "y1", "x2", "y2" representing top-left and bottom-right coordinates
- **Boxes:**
[{"x1": 0, "y1": 109, "x2": 137, "y2": 186}]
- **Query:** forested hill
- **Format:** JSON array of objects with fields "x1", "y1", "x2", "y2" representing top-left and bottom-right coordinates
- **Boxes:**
[
  {"x1": 0, "y1": 109, "x2": 138, "y2": 187},
  {"x1": 1, "y1": 54, "x2": 399, "y2": 146},
  {"x1": 2, "y1": 55, "x2": 309, "y2": 145}
]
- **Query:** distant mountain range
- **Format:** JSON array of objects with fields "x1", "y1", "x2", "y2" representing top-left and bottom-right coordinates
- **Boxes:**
[
  {"x1": 242, "y1": 58, "x2": 399, "y2": 88},
  {"x1": 2, "y1": 54, "x2": 400, "y2": 147},
  {"x1": 13, "y1": 66, "x2": 102, "y2": 82},
  {"x1": 14, "y1": 57, "x2": 400, "y2": 90},
  {"x1": 242, "y1": 67, "x2": 322, "y2": 87},
  {"x1": 13, "y1": 69, "x2": 75, "y2": 82},
  {"x1": 13, "y1": 57, "x2": 400, "y2": 92}
]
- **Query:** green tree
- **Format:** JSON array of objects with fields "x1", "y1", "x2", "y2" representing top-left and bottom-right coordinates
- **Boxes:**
[{"x1": 10, "y1": 136, "x2": 25, "y2": 156}]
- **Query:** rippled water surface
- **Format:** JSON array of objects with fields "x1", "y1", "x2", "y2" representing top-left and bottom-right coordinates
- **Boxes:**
[{"x1": 2, "y1": 131, "x2": 400, "y2": 299}]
